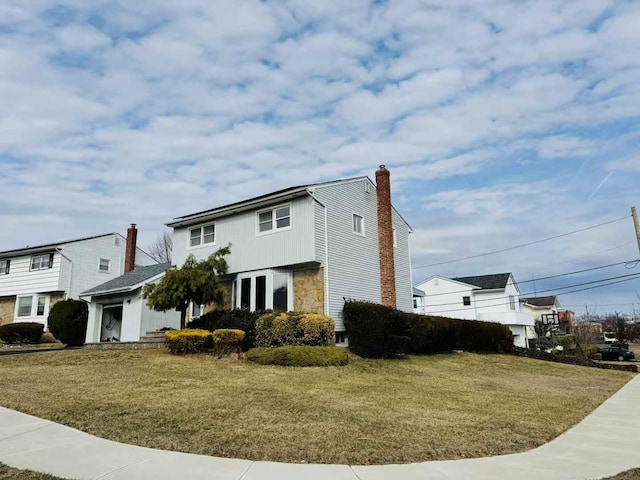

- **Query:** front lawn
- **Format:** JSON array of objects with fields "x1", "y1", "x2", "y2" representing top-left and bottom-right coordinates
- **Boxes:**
[
  {"x1": 0, "y1": 464, "x2": 66, "y2": 480},
  {"x1": 0, "y1": 350, "x2": 632, "y2": 465}
]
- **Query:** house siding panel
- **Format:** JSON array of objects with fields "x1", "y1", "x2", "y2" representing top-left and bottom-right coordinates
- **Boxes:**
[
  {"x1": 0, "y1": 253, "x2": 62, "y2": 297},
  {"x1": 392, "y1": 209, "x2": 413, "y2": 313},
  {"x1": 172, "y1": 196, "x2": 316, "y2": 273},
  {"x1": 311, "y1": 179, "x2": 382, "y2": 330}
]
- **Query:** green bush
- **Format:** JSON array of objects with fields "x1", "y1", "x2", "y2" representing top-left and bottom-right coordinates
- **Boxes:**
[
  {"x1": 343, "y1": 301, "x2": 514, "y2": 358},
  {"x1": 343, "y1": 301, "x2": 410, "y2": 358},
  {"x1": 187, "y1": 309, "x2": 270, "y2": 350},
  {"x1": 165, "y1": 329, "x2": 213, "y2": 354},
  {"x1": 212, "y1": 329, "x2": 245, "y2": 355},
  {"x1": 255, "y1": 312, "x2": 335, "y2": 347},
  {"x1": 0, "y1": 322, "x2": 44, "y2": 344},
  {"x1": 47, "y1": 300, "x2": 88, "y2": 347},
  {"x1": 246, "y1": 346, "x2": 349, "y2": 367}
]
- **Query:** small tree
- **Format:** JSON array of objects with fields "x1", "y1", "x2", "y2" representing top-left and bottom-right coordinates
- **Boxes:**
[
  {"x1": 572, "y1": 323, "x2": 599, "y2": 359},
  {"x1": 148, "y1": 231, "x2": 173, "y2": 263},
  {"x1": 143, "y1": 247, "x2": 230, "y2": 329},
  {"x1": 48, "y1": 299, "x2": 89, "y2": 347}
]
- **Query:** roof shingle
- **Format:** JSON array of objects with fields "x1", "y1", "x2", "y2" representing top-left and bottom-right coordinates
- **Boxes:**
[
  {"x1": 82, "y1": 263, "x2": 171, "y2": 296},
  {"x1": 452, "y1": 273, "x2": 512, "y2": 290}
]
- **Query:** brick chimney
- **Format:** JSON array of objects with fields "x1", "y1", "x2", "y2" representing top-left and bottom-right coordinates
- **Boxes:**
[
  {"x1": 124, "y1": 224, "x2": 137, "y2": 273},
  {"x1": 375, "y1": 165, "x2": 397, "y2": 308}
]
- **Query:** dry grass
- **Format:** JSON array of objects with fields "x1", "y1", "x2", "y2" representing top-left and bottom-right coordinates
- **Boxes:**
[
  {"x1": 0, "y1": 350, "x2": 633, "y2": 465},
  {"x1": 602, "y1": 469, "x2": 640, "y2": 480},
  {"x1": 0, "y1": 464, "x2": 67, "y2": 480}
]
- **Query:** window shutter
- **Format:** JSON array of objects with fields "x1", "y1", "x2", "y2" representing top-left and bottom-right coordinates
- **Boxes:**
[
  {"x1": 49, "y1": 253, "x2": 54, "y2": 268},
  {"x1": 5, "y1": 260, "x2": 9, "y2": 274}
]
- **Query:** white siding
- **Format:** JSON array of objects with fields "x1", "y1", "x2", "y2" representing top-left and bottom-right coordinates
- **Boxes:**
[
  {"x1": 140, "y1": 301, "x2": 181, "y2": 333},
  {"x1": 392, "y1": 209, "x2": 413, "y2": 313},
  {"x1": 172, "y1": 196, "x2": 317, "y2": 273},
  {"x1": 416, "y1": 277, "x2": 478, "y2": 319},
  {"x1": 0, "y1": 252, "x2": 62, "y2": 297},
  {"x1": 311, "y1": 179, "x2": 381, "y2": 330}
]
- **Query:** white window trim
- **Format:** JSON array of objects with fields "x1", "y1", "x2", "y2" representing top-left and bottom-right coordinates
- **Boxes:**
[
  {"x1": 0, "y1": 259, "x2": 9, "y2": 275},
  {"x1": 30, "y1": 253, "x2": 53, "y2": 271},
  {"x1": 99, "y1": 258, "x2": 111, "y2": 273},
  {"x1": 187, "y1": 223, "x2": 217, "y2": 250},
  {"x1": 352, "y1": 213, "x2": 365, "y2": 237},
  {"x1": 14, "y1": 294, "x2": 50, "y2": 320},
  {"x1": 256, "y1": 203, "x2": 292, "y2": 236},
  {"x1": 233, "y1": 269, "x2": 293, "y2": 311}
]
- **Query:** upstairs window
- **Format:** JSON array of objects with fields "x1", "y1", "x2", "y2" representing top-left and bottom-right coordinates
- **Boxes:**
[
  {"x1": 30, "y1": 253, "x2": 53, "y2": 271},
  {"x1": 190, "y1": 224, "x2": 215, "y2": 247},
  {"x1": 353, "y1": 213, "x2": 365, "y2": 236},
  {"x1": 99, "y1": 258, "x2": 110, "y2": 273},
  {"x1": 509, "y1": 295, "x2": 516, "y2": 311},
  {"x1": 0, "y1": 259, "x2": 9, "y2": 275},
  {"x1": 463, "y1": 296, "x2": 471, "y2": 306},
  {"x1": 258, "y1": 204, "x2": 291, "y2": 234}
]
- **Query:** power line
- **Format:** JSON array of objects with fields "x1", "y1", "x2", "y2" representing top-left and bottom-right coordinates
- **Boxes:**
[
  {"x1": 413, "y1": 215, "x2": 630, "y2": 270},
  {"x1": 414, "y1": 259, "x2": 639, "y2": 299},
  {"x1": 424, "y1": 275, "x2": 640, "y2": 315},
  {"x1": 539, "y1": 241, "x2": 635, "y2": 269},
  {"x1": 422, "y1": 272, "x2": 640, "y2": 312}
]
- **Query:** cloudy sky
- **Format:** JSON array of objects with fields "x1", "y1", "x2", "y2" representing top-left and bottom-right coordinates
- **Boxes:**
[{"x1": 1, "y1": 0, "x2": 639, "y2": 316}]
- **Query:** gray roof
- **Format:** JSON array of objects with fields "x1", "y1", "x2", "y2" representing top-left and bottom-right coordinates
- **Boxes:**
[
  {"x1": 522, "y1": 296, "x2": 558, "y2": 307},
  {"x1": 452, "y1": 273, "x2": 512, "y2": 290},
  {"x1": 81, "y1": 263, "x2": 171, "y2": 296},
  {"x1": 413, "y1": 287, "x2": 426, "y2": 297},
  {"x1": 0, "y1": 233, "x2": 118, "y2": 259}
]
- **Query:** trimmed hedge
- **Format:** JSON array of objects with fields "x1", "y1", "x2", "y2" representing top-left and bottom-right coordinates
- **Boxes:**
[
  {"x1": 165, "y1": 329, "x2": 213, "y2": 354},
  {"x1": 342, "y1": 302, "x2": 409, "y2": 358},
  {"x1": 343, "y1": 300, "x2": 514, "y2": 358},
  {"x1": 212, "y1": 329, "x2": 245, "y2": 355},
  {"x1": 187, "y1": 309, "x2": 269, "y2": 350},
  {"x1": 246, "y1": 346, "x2": 349, "y2": 367},
  {"x1": 0, "y1": 322, "x2": 44, "y2": 344},
  {"x1": 47, "y1": 300, "x2": 88, "y2": 347},
  {"x1": 513, "y1": 347, "x2": 638, "y2": 373},
  {"x1": 255, "y1": 312, "x2": 335, "y2": 347}
]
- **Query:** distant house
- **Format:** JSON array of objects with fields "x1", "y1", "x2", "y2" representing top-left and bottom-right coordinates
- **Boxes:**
[
  {"x1": 414, "y1": 273, "x2": 535, "y2": 348},
  {"x1": 82, "y1": 262, "x2": 180, "y2": 343},
  {"x1": 167, "y1": 166, "x2": 413, "y2": 344},
  {"x1": 522, "y1": 296, "x2": 575, "y2": 333},
  {"x1": 413, "y1": 287, "x2": 426, "y2": 310},
  {"x1": 0, "y1": 226, "x2": 155, "y2": 328}
]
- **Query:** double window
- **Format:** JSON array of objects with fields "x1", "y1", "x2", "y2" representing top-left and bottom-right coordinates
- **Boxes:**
[
  {"x1": 0, "y1": 259, "x2": 9, "y2": 275},
  {"x1": 30, "y1": 253, "x2": 54, "y2": 271},
  {"x1": 189, "y1": 224, "x2": 215, "y2": 247},
  {"x1": 233, "y1": 270, "x2": 291, "y2": 312},
  {"x1": 16, "y1": 295, "x2": 48, "y2": 318},
  {"x1": 258, "y1": 205, "x2": 291, "y2": 234}
]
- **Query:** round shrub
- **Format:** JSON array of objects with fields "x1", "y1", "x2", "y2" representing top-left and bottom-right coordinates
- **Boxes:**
[
  {"x1": 165, "y1": 329, "x2": 213, "y2": 354},
  {"x1": 0, "y1": 322, "x2": 44, "y2": 344},
  {"x1": 212, "y1": 329, "x2": 245, "y2": 356},
  {"x1": 255, "y1": 312, "x2": 335, "y2": 347},
  {"x1": 187, "y1": 309, "x2": 270, "y2": 350},
  {"x1": 47, "y1": 300, "x2": 88, "y2": 347},
  {"x1": 246, "y1": 346, "x2": 349, "y2": 367}
]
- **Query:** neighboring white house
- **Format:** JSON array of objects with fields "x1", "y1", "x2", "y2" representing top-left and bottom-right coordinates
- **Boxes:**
[
  {"x1": 521, "y1": 295, "x2": 562, "y2": 322},
  {"x1": 414, "y1": 273, "x2": 535, "y2": 348},
  {"x1": 0, "y1": 226, "x2": 155, "y2": 328},
  {"x1": 167, "y1": 166, "x2": 413, "y2": 343},
  {"x1": 82, "y1": 263, "x2": 180, "y2": 343}
]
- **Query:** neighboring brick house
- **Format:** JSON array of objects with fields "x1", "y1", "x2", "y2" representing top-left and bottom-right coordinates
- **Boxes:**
[
  {"x1": 168, "y1": 166, "x2": 414, "y2": 343},
  {"x1": 0, "y1": 226, "x2": 156, "y2": 327},
  {"x1": 414, "y1": 273, "x2": 535, "y2": 348}
]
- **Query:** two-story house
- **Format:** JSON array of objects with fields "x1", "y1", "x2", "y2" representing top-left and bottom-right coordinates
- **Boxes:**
[
  {"x1": 0, "y1": 226, "x2": 156, "y2": 327},
  {"x1": 167, "y1": 166, "x2": 413, "y2": 342},
  {"x1": 414, "y1": 273, "x2": 535, "y2": 348}
]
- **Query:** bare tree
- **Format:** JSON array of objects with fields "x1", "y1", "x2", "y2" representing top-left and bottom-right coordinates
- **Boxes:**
[
  {"x1": 572, "y1": 324, "x2": 599, "y2": 359},
  {"x1": 148, "y1": 231, "x2": 173, "y2": 264}
]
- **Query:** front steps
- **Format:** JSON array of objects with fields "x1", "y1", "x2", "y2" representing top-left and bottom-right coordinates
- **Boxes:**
[{"x1": 85, "y1": 331, "x2": 167, "y2": 350}]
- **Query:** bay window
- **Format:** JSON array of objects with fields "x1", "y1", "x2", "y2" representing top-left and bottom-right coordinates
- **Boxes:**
[
  {"x1": 233, "y1": 270, "x2": 292, "y2": 311},
  {"x1": 15, "y1": 295, "x2": 49, "y2": 319}
]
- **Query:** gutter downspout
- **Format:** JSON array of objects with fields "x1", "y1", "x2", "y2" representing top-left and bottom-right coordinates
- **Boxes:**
[
  {"x1": 307, "y1": 191, "x2": 330, "y2": 322},
  {"x1": 55, "y1": 248, "x2": 73, "y2": 300}
]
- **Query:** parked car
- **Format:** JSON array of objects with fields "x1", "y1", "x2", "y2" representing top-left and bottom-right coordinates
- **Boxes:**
[
  {"x1": 603, "y1": 331, "x2": 618, "y2": 344},
  {"x1": 598, "y1": 346, "x2": 635, "y2": 361}
]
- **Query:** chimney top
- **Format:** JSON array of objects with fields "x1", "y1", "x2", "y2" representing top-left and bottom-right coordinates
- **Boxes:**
[{"x1": 130, "y1": 223, "x2": 137, "y2": 229}]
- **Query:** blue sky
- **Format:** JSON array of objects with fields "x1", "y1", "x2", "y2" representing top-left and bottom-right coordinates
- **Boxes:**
[{"x1": 1, "y1": 0, "x2": 639, "y2": 316}]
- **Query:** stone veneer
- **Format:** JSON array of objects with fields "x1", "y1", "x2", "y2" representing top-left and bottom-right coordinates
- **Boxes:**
[
  {"x1": 293, "y1": 268, "x2": 324, "y2": 314},
  {"x1": 0, "y1": 296, "x2": 16, "y2": 326}
]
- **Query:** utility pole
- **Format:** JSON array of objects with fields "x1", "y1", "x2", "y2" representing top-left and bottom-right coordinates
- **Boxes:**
[{"x1": 632, "y1": 206, "x2": 640, "y2": 256}]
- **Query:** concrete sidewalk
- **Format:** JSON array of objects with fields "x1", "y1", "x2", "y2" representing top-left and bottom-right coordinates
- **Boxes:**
[{"x1": 1, "y1": 375, "x2": 639, "y2": 480}]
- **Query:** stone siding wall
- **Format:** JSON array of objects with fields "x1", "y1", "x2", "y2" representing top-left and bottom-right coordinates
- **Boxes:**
[
  {"x1": 0, "y1": 296, "x2": 16, "y2": 326},
  {"x1": 293, "y1": 268, "x2": 324, "y2": 314}
]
